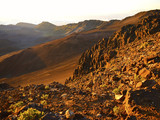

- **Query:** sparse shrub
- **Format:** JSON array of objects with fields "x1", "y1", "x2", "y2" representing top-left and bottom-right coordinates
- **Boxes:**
[
  {"x1": 28, "y1": 97, "x2": 33, "y2": 102},
  {"x1": 112, "y1": 81, "x2": 116, "y2": 86},
  {"x1": 112, "y1": 88, "x2": 121, "y2": 95},
  {"x1": 9, "y1": 101, "x2": 24, "y2": 112},
  {"x1": 100, "y1": 84, "x2": 107, "y2": 88},
  {"x1": 8, "y1": 96, "x2": 12, "y2": 100},
  {"x1": 23, "y1": 93, "x2": 26, "y2": 97},
  {"x1": 86, "y1": 87, "x2": 91, "y2": 91},
  {"x1": 40, "y1": 100, "x2": 47, "y2": 105},
  {"x1": 19, "y1": 87, "x2": 24, "y2": 91},
  {"x1": 17, "y1": 108, "x2": 44, "y2": 120},
  {"x1": 29, "y1": 90, "x2": 32, "y2": 95},
  {"x1": 45, "y1": 85, "x2": 50, "y2": 90},
  {"x1": 112, "y1": 84, "x2": 122, "y2": 94},
  {"x1": 10, "y1": 101, "x2": 24, "y2": 109},
  {"x1": 41, "y1": 94, "x2": 49, "y2": 100},
  {"x1": 113, "y1": 106, "x2": 120, "y2": 115}
]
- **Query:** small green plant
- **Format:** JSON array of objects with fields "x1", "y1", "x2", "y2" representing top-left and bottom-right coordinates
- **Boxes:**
[
  {"x1": 113, "y1": 106, "x2": 120, "y2": 115},
  {"x1": 8, "y1": 96, "x2": 12, "y2": 100},
  {"x1": 86, "y1": 87, "x2": 91, "y2": 91},
  {"x1": 28, "y1": 97, "x2": 33, "y2": 102},
  {"x1": 29, "y1": 90, "x2": 32, "y2": 95},
  {"x1": 113, "y1": 84, "x2": 122, "y2": 94},
  {"x1": 23, "y1": 93, "x2": 26, "y2": 97},
  {"x1": 45, "y1": 85, "x2": 50, "y2": 90},
  {"x1": 112, "y1": 88, "x2": 121, "y2": 94},
  {"x1": 100, "y1": 84, "x2": 107, "y2": 88},
  {"x1": 9, "y1": 101, "x2": 24, "y2": 112},
  {"x1": 19, "y1": 87, "x2": 24, "y2": 91},
  {"x1": 40, "y1": 100, "x2": 47, "y2": 105},
  {"x1": 17, "y1": 108, "x2": 44, "y2": 120},
  {"x1": 41, "y1": 94, "x2": 49, "y2": 100}
]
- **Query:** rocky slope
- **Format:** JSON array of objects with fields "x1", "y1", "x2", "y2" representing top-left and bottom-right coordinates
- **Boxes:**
[
  {"x1": 65, "y1": 11, "x2": 160, "y2": 119},
  {"x1": 72, "y1": 10, "x2": 160, "y2": 78},
  {"x1": 0, "y1": 34, "x2": 159, "y2": 119},
  {"x1": 0, "y1": 10, "x2": 160, "y2": 120},
  {"x1": 0, "y1": 10, "x2": 158, "y2": 87}
]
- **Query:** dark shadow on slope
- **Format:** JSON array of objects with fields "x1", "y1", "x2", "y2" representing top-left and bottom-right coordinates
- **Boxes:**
[
  {"x1": 129, "y1": 89, "x2": 160, "y2": 110},
  {"x1": 0, "y1": 82, "x2": 13, "y2": 91},
  {"x1": 0, "y1": 48, "x2": 46, "y2": 78}
]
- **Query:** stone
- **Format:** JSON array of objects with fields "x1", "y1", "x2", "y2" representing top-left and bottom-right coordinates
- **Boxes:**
[
  {"x1": 61, "y1": 93, "x2": 67, "y2": 98},
  {"x1": 136, "y1": 80, "x2": 156, "y2": 88},
  {"x1": 139, "y1": 68, "x2": 151, "y2": 78},
  {"x1": 130, "y1": 81, "x2": 134, "y2": 85},
  {"x1": 115, "y1": 94, "x2": 124, "y2": 100},
  {"x1": 59, "y1": 111, "x2": 63, "y2": 115},
  {"x1": 92, "y1": 92, "x2": 97, "y2": 96},
  {"x1": 136, "y1": 82, "x2": 143, "y2": 88},
  {"x1": 65, "y1": 109, "x2": 75, "y2": 119},
  {"x1": 105, "y1": 62, "x2": 110, "y2": 68},
  {"x1": 96, "y1": 113, "x2": 102, "y2": 117},
  {"x1": 143, "y1": 58, "x2": 148, "y2": 64},
  {"x1": 148, "y1": 60, "x2": 155, "y2": 64},
  {"x1": 101, "y1": 93, "x2": 107, "y2": 97}
]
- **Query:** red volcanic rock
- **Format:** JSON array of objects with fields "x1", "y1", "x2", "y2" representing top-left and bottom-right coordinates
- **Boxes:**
[{"x1": 139, "y1": 68, "x2": 151, "y2": 78}]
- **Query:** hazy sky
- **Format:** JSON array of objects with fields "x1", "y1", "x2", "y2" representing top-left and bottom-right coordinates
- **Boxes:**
[{"x1": 0, "y1": 0, "x2": 159, "y2": 25}]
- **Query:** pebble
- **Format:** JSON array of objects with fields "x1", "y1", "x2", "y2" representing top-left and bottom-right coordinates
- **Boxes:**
[{"x1": 65, "y1": 109, "x2": 75, "y2": 119}]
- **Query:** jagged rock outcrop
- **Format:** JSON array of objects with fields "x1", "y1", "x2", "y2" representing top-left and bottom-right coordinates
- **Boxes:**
[{"x1": 73, "y1": 11, "x2": 160, "y2": 78}]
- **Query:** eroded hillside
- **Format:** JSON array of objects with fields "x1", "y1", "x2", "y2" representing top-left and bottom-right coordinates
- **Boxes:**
[{"x1": 0, "y1": 10, "x2": 160, "y2": 120}]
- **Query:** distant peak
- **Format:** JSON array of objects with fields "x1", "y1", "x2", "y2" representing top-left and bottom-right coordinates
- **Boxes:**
[
  {"x1": 16, "y1": 22, "x2": 36, "y2": 28},
  {"x1": 38, "y1": 21, "x2": 56, "y2": 26}
]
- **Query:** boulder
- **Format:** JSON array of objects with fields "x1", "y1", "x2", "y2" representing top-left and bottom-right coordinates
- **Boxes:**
[{"x1": 139, "y1": 68, "x2": 151, "y2": 78}]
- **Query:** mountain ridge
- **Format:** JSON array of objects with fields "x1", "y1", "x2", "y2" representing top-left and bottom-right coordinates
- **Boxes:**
[
  {"x1": 0, "y1": 9, "x2": 160, "y2": 120},
  {"x1": 71, "y1": 10, "x2": 160, "y2": 78},
  {"x1": 0, "y1": 10, "x2": 159, "y2": 87}
]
